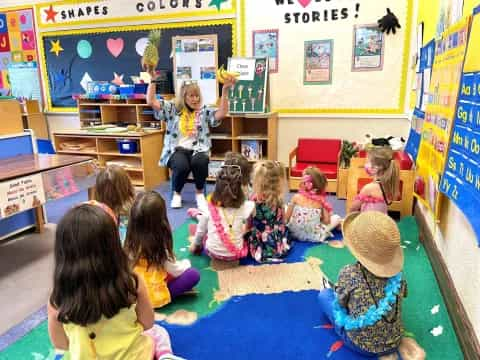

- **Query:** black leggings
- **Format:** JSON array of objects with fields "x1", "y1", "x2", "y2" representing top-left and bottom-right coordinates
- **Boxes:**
[{"x1": 167, "y1": 149, "x2": 209, "y2": 193}]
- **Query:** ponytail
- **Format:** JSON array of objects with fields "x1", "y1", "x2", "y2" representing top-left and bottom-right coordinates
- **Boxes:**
[{"x1": 380, "y1": 158, "x2": 400, "y2": 201}]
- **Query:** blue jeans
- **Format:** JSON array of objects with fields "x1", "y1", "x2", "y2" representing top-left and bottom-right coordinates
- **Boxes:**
[{"x1": 318, "y1": 289, "x2": 399, "y2": 358}]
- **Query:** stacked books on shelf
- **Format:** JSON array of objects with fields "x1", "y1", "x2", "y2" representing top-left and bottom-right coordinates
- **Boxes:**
[{"x1": 241, "y1": 140, "x2": 263, "y2": 160}]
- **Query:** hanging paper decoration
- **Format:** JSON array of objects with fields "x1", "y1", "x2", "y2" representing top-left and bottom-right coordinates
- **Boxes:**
[
  {"x1": 49, "y1": 39, "x2": 63, "y2": 56},
  {"x1": 111, "y1": 72, "x2": 124, "y2": 86},
  {"x1": 80, "y1": 72, "x2": 92, "y2": 91},
  {"x1": 135, "y1": 37, "x2": 148, "y2": 56},
  {"x1": 106, "y1": 37, "x2": 124, "y2": 58},
  {"x1": 76, "y1": 39, "x2": 92, "y2": 59}
]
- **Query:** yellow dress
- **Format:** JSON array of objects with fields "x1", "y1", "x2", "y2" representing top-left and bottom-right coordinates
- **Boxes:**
[
  {"x1": 63, "y1": 305, "x2": 153, "y2": 360},
  {"x1": 134, "y1": 259, "x2": 171, "y2": 308}
]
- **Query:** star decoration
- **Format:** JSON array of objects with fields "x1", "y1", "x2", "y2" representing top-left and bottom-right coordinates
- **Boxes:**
[
  {"x1": 44, "y1": 5, "x2": 58, "y2": 23},
  {"x1": 50, "y1": 40, "x2": 64, "y2": 56},
  {"x1": 208, "y1": 0, "x2": 228, "y2": 11},
  {"x1": 112, "y1": 72, "x2": 125, "y2": 86}
]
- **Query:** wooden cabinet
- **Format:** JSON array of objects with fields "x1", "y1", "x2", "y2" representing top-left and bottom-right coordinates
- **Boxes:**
[
  {"x1": 0, "y1": 99, "x2": 24, "y2": 136},
  {"x1": 208, "y1": 112, "x2": 278, "y2": 180},
  {"x1": 22, "y1": 100, "x2": 49, "y2": 139},
  {"x1": 53, "y1": 131, "x2": 167, "y2": 189}
]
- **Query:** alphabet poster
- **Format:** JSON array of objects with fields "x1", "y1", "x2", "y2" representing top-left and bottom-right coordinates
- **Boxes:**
[
  {"x1": 0, "y1": 8, "x2": 39, "y2": 96},
  {"x1": 415, "y1": 17, "x2": 470, "y2": 217},
  {"x1": 440, "y1": 11, "x2": 480, "y2": 245}
]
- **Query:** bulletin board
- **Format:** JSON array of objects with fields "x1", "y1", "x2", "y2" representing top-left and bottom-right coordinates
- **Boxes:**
[
  {"x1": 240, "y1": 0, "x2": 413, "y2": 114},
  {"x1": 0, "y1": 6, "x2": 41, "y2": 99},
  {"x1": 39, "y1": 19, "x2": 234, "y2": 112},
  {"x1": 172, "y1": 34, "x2": 218, "y2": 107}
]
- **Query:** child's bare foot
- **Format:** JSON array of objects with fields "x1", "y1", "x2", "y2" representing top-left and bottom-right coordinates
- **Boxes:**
[{"x1": 189, "y1": 242, "x2": 203, "y2": 255}]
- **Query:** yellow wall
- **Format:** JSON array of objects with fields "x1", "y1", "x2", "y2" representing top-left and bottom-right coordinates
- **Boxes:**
[{"x1": 416, "y1": 0, "x2": 480, "y2": 343}]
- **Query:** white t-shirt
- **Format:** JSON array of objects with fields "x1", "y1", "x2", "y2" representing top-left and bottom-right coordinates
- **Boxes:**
[
  {"x1": 177, "y1": 134, "x2": 195, "y2": 150},
  {"x1": 195, "y1": 201, "x2": 255, "y2": 259}
]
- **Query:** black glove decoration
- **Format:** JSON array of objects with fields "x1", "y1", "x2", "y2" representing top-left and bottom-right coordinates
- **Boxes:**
[{"x1": 378, "y1": 8, "x2": 401, "y2": 35}]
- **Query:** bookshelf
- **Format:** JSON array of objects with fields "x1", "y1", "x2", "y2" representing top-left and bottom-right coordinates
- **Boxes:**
[{"x1": 208, "y1": 112, "x2": 278, "y2": 180}]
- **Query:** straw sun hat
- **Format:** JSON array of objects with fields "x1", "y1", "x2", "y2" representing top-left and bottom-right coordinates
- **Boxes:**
[{"x1": 342, "y1": 211, "x2": 403, "y2": 278}]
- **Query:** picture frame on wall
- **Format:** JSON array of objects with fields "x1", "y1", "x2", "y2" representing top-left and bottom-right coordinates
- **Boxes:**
[
  {"x1": 352, "y1": 24, "x2": 385, "y2": 72},
  {"x1": 304, "y1": 39, "x2": 333, "y2": 85},
  {"x1": 252, "y1": 29, "x2": 279, "y2": 73}
]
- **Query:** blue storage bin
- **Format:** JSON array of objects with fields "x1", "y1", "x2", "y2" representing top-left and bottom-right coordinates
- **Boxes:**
[
  {"x1": 119, "y1": 85, "x2": 135, "y2": 95},
  {"x1": 117, "y1": 139, "x2": 138, "y2": 154},
  {"x1": 87, "y1": 81, "x2": 118, "y2": 95},
  {"x1": 134, "y1": 83, "x2": 148, "y2": 94}
]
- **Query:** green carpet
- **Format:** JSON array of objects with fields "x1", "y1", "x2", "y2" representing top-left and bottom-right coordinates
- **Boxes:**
[
  {"x1": 0, "y1": 217, "x2": 464, "y2": 359},
  {"x1": 306, "y1": 216, "x2": 463, "y2": 359}
]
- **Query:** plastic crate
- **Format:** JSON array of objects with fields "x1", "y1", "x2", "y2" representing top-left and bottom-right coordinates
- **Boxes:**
[
  {"x1": 134, "y1": 83, "x2": 148, "y2": 94},
  {"x1": 116, "y1": 139, "x2": 138, "y2": 154},
  {"x1": 119, "y1": 85, "x2": 135, "y2": 95}
]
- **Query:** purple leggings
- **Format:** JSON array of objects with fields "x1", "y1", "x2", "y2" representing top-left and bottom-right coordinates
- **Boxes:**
[{"x1": 167, "y1": 268, "x2": 200, "y2": 298}]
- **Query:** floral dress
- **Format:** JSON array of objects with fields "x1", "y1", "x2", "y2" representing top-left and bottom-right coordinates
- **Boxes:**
[
  {"x1": 245, "y1": 201, "x2": 291, "y2": 262},
  {"x1": 288, "y1": 205, "x2": 329, "y2": 242}
]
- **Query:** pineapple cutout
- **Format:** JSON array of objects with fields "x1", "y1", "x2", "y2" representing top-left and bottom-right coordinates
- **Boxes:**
[{"x1": 142, "y1": 30, "x2": 162, "y2": 73}]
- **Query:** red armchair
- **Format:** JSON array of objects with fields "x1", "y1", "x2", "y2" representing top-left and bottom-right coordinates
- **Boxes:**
[{"x1": 288, "y1": 138, "x2": 342, "y2": 193}]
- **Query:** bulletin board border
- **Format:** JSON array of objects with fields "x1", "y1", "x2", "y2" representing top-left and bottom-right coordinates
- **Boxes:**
[
  {"x1": 38, "y1": 18, "x2": 237, "y2": 113},
  {"x1": 34, "y1": 0, "x2": 237, "y2": 31},
  {"x1": 239, "y1": 0, "x2": 414, "y2": 115}
]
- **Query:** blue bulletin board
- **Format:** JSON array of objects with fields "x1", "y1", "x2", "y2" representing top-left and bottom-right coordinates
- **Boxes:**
[{"x1": 40, "y1": 19, "x2": 234, "y2": 112}]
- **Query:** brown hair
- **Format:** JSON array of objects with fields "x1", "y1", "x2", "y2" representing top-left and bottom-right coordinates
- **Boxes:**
[
  {"x1": 252, "y1": 160, "x2": 286, "y2": 209},
  {"x1": 50, "y1": 204, "x2": 138, "y2": 326},
  {"x1": 211, "y1": 165, "x2": 245, "y2": 208},
  {"x1": 224, "y1": 151, "x2": 252, "y2": 186},
  {"x1": 302, "y1": 166, "x2": 328, "y2": 193},
  {"x1": 124, "y1": 191, "x2": 175, "y2": 269},
  {"x1": 368, "y1": 146, "x2": 400, "y2": 201},
  {"x1": 95, "y1": 165, "x2": 134, "y2": 217},
  {"x1": 175, "y1": 82, "x2": 202, "y2": 113}
]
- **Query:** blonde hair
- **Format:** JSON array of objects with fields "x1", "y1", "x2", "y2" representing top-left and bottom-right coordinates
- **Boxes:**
[
  {"x1": 368, "y1": 147, "x2": 400, "y2": 201},
  {"x1": 175, "y1": 82, "x2": 202, "y2": 113},
  {"x1": 252, "y1": 160, "x2": 286, "y2": 209},
  {"x1": 95, "y1": 165, "x2": 135, "y2": 217},
  {"x1": 302, "y1": 166, "x2": 327, "y2": 193}
]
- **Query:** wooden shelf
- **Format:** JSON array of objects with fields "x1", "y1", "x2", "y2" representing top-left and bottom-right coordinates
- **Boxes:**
[
  {"x1": 53, "y1": 99, "x2": 168, "y2": 189},
  {"x1": 57, "y1": 150, "x2": 98, "y2": 155}
]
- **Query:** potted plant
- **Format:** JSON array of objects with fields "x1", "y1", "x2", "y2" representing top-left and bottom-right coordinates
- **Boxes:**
[{"x1": 339, "y1": 140, "x2": 359, "y2": 169}]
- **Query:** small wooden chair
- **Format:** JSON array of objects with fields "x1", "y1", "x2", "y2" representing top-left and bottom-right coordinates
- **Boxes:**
[{"x1": 345, "y1": 156, "x2": 415, "y2": 218}]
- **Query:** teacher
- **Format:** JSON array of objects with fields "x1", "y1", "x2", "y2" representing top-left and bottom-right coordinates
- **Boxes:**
[{"x1": 147, "y1": 71, "x2": 235, "y2": 209}]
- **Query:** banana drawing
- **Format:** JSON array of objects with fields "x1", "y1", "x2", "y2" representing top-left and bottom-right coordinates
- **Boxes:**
[{"x1": 216, "y1": 65, "x2": 240, "y2": 84}]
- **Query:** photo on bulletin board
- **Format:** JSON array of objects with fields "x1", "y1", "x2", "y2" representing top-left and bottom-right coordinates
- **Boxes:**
[
  {"x1": 173, "y1": 34, "x2": 218, "y2": 107},
  {"x1": 304, "y1": 40, "x2": 332, "y2": 85},
  {"x1": 227, "y1": 57, "x2": 268, "y2": 113},
  {"x1": 252, "y1": 29, "x2": 278, "y2": 73},
  {"x1": 352, "y1": 24, "x2": 384, "y2": 72}
]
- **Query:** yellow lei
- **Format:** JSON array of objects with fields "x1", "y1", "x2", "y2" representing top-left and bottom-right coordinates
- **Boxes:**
[{"x1": 179, "y1": 110, "x2": 197, "y2": 137}]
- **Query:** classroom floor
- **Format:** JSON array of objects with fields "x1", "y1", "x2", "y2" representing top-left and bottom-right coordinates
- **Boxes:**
[{"x1": 0, "y1": 182, "x2": 464, "y2": 359}]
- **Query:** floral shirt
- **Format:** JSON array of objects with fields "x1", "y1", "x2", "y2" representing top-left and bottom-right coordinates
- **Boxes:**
[
  {"x1": 335, "y1": 263, "x2": 407, "y2": 354},
  {"x1": 154, "y1": 101, "x2": 220, "y2": 166},
  {"x1": 245, "y1": 201, "x2": 291, "y2": 262},
  {"x1": 288, "y1": 205, "x2": 328, "y2": 243}
]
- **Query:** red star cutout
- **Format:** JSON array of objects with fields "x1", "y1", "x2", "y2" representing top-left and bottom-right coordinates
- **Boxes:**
[{"x1": 44, "y1": 5, "x2": 58, "y2": 23}]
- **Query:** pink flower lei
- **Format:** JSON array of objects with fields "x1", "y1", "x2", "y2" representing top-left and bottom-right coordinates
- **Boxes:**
[
  {"x1": 299, "y1": 175, "x2": 333, "y2": 213},
  {"x1": 208, "y1": 201, "x2": 248, "y2": 259}
]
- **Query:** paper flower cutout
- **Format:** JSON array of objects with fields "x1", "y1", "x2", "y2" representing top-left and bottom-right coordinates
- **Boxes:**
[
  {"x1": 431, "y1": 305, "x2": 440, "y2": 315},
  {"x1": 112, "y1": 72, "x2": 124, "y2": 86},
  {"x1": 430, "y1": 325, "x2": 443, "y2": 337},
  {"x1": 49, "y1": 40, "x2": 63, "y2": 56}
]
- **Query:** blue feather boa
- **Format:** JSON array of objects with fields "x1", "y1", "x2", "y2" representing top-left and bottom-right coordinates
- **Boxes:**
[{"x1": 332, "y1": 272, "x2": 402, "y2": 331}]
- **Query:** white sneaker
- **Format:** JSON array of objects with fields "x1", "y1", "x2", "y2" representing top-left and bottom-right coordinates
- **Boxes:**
[
  {"x1": 195, "y1": 193, "x2": 208, "y2": 212},
  {"x1": 171, "y1": 193, "x2": 182, "y2": 208}
]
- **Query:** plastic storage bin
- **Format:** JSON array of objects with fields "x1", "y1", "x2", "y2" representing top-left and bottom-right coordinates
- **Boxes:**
[
  {"x1": 134, "y1": 83, "x2": 148, "y2": 94},
  {"x1": 116, "y1": 139, "x2": 138, "y2": 154},
  {"x1": 119, "y1": 85, "x2": 135, "y2": 96}
]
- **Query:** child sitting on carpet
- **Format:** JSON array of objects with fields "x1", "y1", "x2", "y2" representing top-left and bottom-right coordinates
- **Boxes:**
[
  {"x1": 245, "y1": 160, "x2": 291, "y2": 262},
  {"x1": 95, "y1": 165, "x2": 135, "y2": 243},
  {"x1": 286, "y1": 166, "x2": 342, "y2": 243},
  {"x1": 349, "y1": 146, "x2": 399, "y2": 214},
  {"x1": 125, "y1": 191, "x2": 200, "y2": 308},
  {"x1": 318, "y1": 211, "x2": 408, "y2": 357},
  {"x1": 47, "y1": 201, "x2": 183, "y2": 359},
  {"x1": 189, "y1": 165, "x2": 255, "y2": 260}
]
